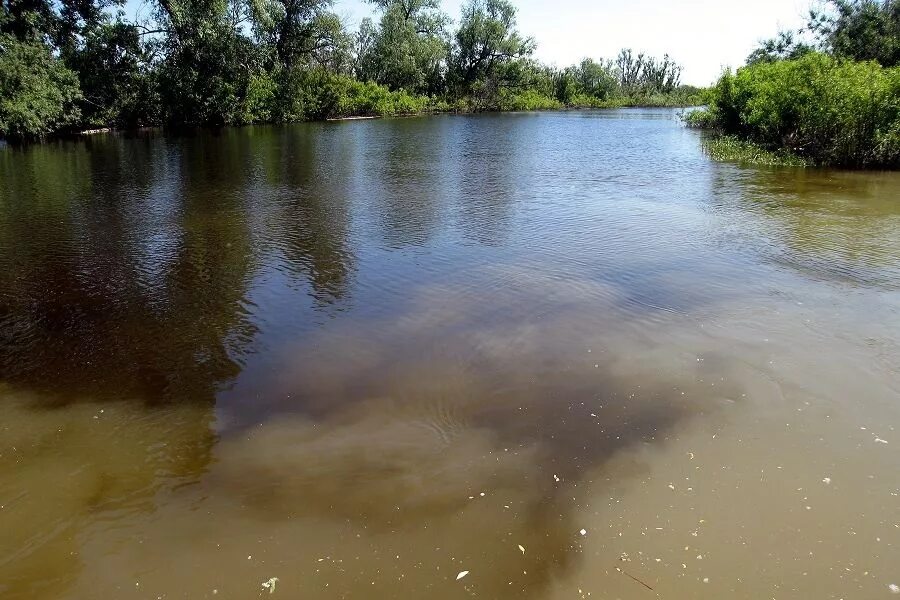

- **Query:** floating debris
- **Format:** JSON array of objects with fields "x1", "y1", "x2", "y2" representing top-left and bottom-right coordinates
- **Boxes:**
[
  {"x1": 875, "y1": 438, "x2": 889, "y2": 444},
  {"x1": 889, "y1": 583, "x2": 900, "y2": 594},
  {"x1": 579, "y1": 529, "x2": 587, "y2": 536},
  {"x1": 553, "y1": 474, "x2": 561, "y2": 482},
  {"x1": 822, "y1": 477, "x2": 831, "y2": 484},
  {"x1": 456, "y1": 571, "x2": 469, "y2": 581},
  {"x1": 261, "y1": 577, "x2": 279, "y2": 594},
  {"x1": 518, "y1": 545, "x2": 525, "y2": 554}
]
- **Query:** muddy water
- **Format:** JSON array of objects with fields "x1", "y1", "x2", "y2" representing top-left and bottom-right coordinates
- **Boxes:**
[{"x1": 1, "y1": 110, "x2": 899, "y2": 599}]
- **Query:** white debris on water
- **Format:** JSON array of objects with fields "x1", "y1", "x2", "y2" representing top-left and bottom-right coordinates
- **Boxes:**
[
  {"x1": 553, "y1": 474, "x2": 560, "y2": 482},
  {"x1": 580, "y1": 529, "x2": 587, "y2": 536},
  {"x1": 875, "y1": 437, "x2": 889, "y2": 444},
  {"x1": 261, "y1": 577, "x2": 279, "y2": 594},
  {"x1": 518, "y1": 545, "x2": 525, "y2": 554},
  {"x1": 822, "y1": 477, "x2": 831, "y2": 484},
  {"x1": 456, "y1": 571, "x2": 469, "y2": 581},
  {"x1": 889, "y1": 583, "x2": 900, "y2": 594}
]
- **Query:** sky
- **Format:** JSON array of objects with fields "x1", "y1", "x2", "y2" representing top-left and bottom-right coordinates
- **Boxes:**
[{"x1": 127, "y1": 0, "x2": 814, "y2": 86}]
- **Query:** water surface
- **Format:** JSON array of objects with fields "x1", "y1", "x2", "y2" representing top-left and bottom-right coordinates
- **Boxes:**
[{"x1": 2, "y1": 110, "x2": 899, "y2": 599}]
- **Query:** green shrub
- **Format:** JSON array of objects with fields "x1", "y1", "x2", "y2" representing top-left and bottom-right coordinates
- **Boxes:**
[
  {"x1": 683, "y1": 108, "x2": 718, "y2": 128},
  {"x1": 498, "y1": 89, "x2": 562, "y2": 111},
  {"x1": 241, "y1": 73, "x2": 277, "y2": 124},
  {"x1": 699, "y1": 52, "x2": 900, "y2": 167}
]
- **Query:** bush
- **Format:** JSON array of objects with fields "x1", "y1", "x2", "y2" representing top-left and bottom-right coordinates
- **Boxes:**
[
  {"x1": 698, "y1": 52, "x2": 900, "y2": 167},
  {"x1": 682, "y1": 108, "x2": 719, "y2": 129},
  {"x1": 498, "y1": 89, "x2": 562, "y2": 111}
]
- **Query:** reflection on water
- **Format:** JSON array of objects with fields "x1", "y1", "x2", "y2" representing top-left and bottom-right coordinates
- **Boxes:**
[{"x1": 1, "y1": 111, "x2": 899, "y2": 599}]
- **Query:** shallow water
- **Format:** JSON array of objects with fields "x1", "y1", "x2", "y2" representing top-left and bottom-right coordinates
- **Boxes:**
[{"x1": 1, "y1": 110, "x2": 899, "y2": 599}]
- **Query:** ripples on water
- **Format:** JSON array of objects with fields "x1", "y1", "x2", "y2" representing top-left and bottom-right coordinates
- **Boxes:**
[{"x1": 1, "y1": 110, "x2": 899, "y2": 599}]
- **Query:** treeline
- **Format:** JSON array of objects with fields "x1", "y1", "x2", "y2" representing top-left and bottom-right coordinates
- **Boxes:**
[
  {"x1": 0, "y1": 0, "x2": 704, "y2": 141},
  {"x1": 688, "y1": 0, "x2": 900, "y2": 168}
]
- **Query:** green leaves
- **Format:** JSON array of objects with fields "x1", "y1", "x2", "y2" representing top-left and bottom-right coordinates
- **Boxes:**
[
  {"x1": 812, "y1": 0, "x2": 900, "y2": 67},
  {"x1": 449, "y1": 0, "x2": 533, "y2": 99},
  {"x1": 0, "y1": 33, "x2": 82, "y2": 140},
  {"x1": 359, "y1": 0, "x2": 450, "y2": 94},
  {"x1": 701, "y1": 52, "x2": 900, "y2": 167}
]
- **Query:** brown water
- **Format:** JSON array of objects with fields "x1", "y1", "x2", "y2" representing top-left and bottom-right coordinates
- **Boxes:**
[{"x1": 1, "y1": 110, "x2": 899, "y2": 600}]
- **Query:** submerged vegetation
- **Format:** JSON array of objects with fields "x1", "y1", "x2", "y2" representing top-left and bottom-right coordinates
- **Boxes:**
[
  {"x1": 0, "y1": 0, "x2": 702, "y2": 141},
  {"x1": 689, "y1": 0, "x2": 900, "y2": 168}
]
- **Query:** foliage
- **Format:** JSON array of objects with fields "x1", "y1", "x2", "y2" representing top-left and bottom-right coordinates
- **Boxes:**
[
  {"x1": 0, "y1": 33, "x2": 82, "y2": 140},
  {"x1": 152, "y1": 0, "x2": 265, "y2": 126},
  {"x1": 497, "y1": 88, "x2": 560, "y2": 111},
  {"x1": 691, "y1": 53, "x2": 900, "y2": 167},
  {"x1": 358, "y1": 0, "x2": 449, "y2": 94},
  {"x1": 449, "y1": 0, "x2": 534, "y2": 96},
  {"x1": 0, "y1": 0, "x2": 712, "y2": 140},
  {"x1": 746, "y1": 30, "x2": 814, "y2": 65},
  {"x1": 809, "y1": 0, "x2": 900, "y2": 67},
  {"x1": 65, "y1": 20, "x2": 155, "y2": 127},
  {"x1": 614, "y1": 48, "x2": 682, "y2": 94}
]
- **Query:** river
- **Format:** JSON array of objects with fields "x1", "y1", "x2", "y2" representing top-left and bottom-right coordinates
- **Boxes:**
[{"x1": 1, "y1": 109, "x2": 899, "y2": 599}]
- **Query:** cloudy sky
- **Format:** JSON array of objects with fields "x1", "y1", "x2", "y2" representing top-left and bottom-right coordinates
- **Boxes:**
[{"x1": 127, "y1": 0, "x2": 815, "y2": 85}]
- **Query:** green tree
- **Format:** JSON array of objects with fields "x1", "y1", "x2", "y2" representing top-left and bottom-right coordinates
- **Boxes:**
[
  {"x1": 360, "y1": 0, "x2": 449, "y2": 94},
  {"x1": 152, "y1": 0, "x2": 263, "y2": 126},
  {"x1": 250, "y1": 0, "x2": 350, "y2": 72},
  {"x1": 449, "y1": 0, "x2": 534, "y2": 95},
  {"x1": 65, "y1": 18, "x2": 155, "y2": 128},
  {"x1": 747, "y1": 30, "x2": 814, "y2": 65},
  {"x1": 0, "y1": 32, "x2": 82, "y2": 140},
  {"x1": 809, "y1": 0, "x2": 900, "y2": 67},
  {"x1": 575, "y1": 57, "x2": 617, "y2": 99},
  {"x1": 1, "y1": 0, "x2": 57, "y2": 42},
  {"x1": 614, "y1": 48, "x2": 682, "y2": 95}
]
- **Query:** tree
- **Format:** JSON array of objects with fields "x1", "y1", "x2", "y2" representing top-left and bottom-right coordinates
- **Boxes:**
[
  {"x1": 250, "y1": 0, "x2": 349, "y2": 72},
  {"x1": 808, "y1": 0, "x2": 900, "y2": 67},
  {"x1": 360, "y1": 0, "x2": 449, "y2": 94},
  {"x1": 64, "y1": 16, "x2": 155, "y2": 128},
  {"x1": 449, "y1": 0, "x2": 534, "y2": 94},
  {"x1": 614, "y1": 49, "x2": 682, "y2": 95},
  {"x1": 0, "y1": 32, "x2": 82, "y2": 140},
  {"x1": 1, "y1": 0, "x2": 57, "y2": 42},
  {"x1": 747, "y1": 30, "x2": 814, "y2": 65},
  {"x1": 152, "y1": 0, "x2": 263, "y2": 126},
  {"x1": 576, "y1": 57, "x2": 616, "y2": 99}
]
